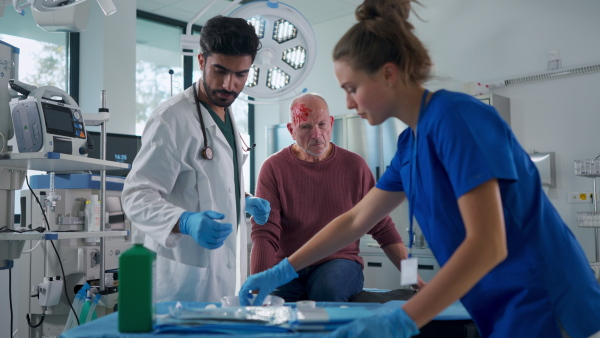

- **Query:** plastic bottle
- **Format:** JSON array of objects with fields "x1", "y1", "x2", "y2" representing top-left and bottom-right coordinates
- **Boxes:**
[
  {"x1": 118, "y1": 228, "x2": 156, "y2": 332},
  {"x1": 84, "y1": 195, "x2": 101, "y2": 232}
]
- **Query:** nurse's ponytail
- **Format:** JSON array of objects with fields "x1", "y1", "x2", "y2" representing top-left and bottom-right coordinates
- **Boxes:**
[{"x1": 333, "y1": 0, "x2": 432, "y2": 86}]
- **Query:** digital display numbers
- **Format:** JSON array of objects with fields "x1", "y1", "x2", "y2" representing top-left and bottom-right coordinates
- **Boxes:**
[{"x1": 114, "y1": 154, "x2": 128, "y2": 162}]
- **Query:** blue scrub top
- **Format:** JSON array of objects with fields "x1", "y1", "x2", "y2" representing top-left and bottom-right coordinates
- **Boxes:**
[{"x1": 377, "y1": 90, "x2": 600, "y2": 337}]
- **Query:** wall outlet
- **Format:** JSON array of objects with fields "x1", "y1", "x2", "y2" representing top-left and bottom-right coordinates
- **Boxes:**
[
  {"x1": 547, "y1": 49, "x2": 561, "y2": 70},
  {"x1": 547, "y1": 49, "x2": 560, "y2": 61},
  {"x1": 567, "y1": 192, "x2": 593, "y2": 203}
]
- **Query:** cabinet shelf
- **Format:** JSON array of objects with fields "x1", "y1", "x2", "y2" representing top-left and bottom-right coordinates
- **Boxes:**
[
  {"x1": 0, "y1": 230, "x2": 129, "y2": 241},
  {"x1": 0, "y1": 152, "x2": 130, "y2": 173}
]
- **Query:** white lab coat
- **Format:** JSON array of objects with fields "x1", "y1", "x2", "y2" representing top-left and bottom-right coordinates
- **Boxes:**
[{"x1": 122, "y1": 83, "x2": 248, "y2": 302}]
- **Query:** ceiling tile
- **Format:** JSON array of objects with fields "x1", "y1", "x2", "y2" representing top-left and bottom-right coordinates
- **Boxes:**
[
  {"x1": 135, "y1": 0, "x2": 359, "y2": 26},
  {"x1": 136, "y1": 0, "x2": 165, "y2": 13}
]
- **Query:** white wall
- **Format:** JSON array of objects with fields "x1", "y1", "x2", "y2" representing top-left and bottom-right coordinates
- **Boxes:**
[
  {"x1": 79, "y1": 0, "x2": 137, "y2": 135},
  {"x1": 253, "y1": 0, "x2": 600, "y2": 261}
]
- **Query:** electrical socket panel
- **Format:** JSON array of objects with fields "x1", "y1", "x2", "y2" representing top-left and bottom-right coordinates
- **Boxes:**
[
  {"x1": 547, "y1": 49, "x2": 561, "y2": 70},
  {"x1": 547, "y1": 49, "x2": 560, "y2": 61},
  {"x1": 567, "y1": 192, "x2": 593, "y2": 203}
]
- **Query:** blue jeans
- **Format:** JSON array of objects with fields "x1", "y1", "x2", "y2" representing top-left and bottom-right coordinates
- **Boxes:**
[{"x1": 271, "y1": 259, "x2": 364, "y2": 302}]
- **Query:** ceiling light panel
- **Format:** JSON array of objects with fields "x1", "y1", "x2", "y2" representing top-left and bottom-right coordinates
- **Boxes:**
[
  {"x1": 266, "y1": 67, "x2": 290, "y2": 90},
  {"x1": 246, "y1": 65, "x2": 259, "y2": 87},
  {"x1": 272, "y1": 19, "x2": 297, "y2": 43},
  {"x1": 282, "y1": 46, "x2": 306, "y2": 69}
]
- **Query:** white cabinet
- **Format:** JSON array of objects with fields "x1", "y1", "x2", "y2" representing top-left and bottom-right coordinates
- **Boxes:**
[
  {"x1": 411, "y1": 248, "x2": 440, "y2": 283},
  {"x1": 476, "y1": 93, "x2": 511, "y2": 127},
  {"x1": 360, "y1": 252, "x2": 401, "y2": 290}
]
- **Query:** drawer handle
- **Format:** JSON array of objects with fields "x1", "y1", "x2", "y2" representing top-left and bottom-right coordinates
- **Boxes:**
[
  {"x1": 367, "y1": 262, "x2": 382, "y2": 268},
  {"x1": 418, "y1": 265, "x2": 434, "y2": 270}
]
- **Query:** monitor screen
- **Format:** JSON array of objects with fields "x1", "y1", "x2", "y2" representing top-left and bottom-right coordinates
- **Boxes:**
[
  {"x1": 43, "y1": 102, "x2": 75, "y2": 135},
  {"x1": 86, "y1": 131, "x2": 141, "y2": 177}
]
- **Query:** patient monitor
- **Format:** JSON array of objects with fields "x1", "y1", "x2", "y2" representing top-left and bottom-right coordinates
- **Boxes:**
[{"x1": 9, "y1": 82, "x2": 89, "y2": 155}]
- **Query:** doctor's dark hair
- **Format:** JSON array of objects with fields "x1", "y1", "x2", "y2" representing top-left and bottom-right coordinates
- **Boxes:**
[
  {"x1": 199, "y1": 15, "x2": 261, "y2": 61},
  {"x1": 333, "y1": 0, "x2": 432, "y2": 85}
]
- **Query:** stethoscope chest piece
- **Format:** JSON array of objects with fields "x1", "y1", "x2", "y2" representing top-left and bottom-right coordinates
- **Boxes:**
[
  {"x1": 193, "y1": 82, "x2": 213, "y2": 161},
  {"x1": 201, "y1": 147, "x2": 213, "y2": 160}
]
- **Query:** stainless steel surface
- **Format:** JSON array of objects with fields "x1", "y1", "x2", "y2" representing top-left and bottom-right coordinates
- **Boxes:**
[{"x1": 100, "y1": 110, "x2": 108, "y2": 292}]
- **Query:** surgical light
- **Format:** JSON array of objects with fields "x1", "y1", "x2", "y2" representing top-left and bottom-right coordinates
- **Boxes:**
[
  {"x1": 246, "y1": 65, "x2": 259, "y2": 88},
  {"x1": 229, "y1": 0, "x2": 316, "y2": 99},
  {"x1": 282, "y1": 46, "x2": 306, "y2": 70},
  {"x1": 248, "y1": 16, "x2": 266, "y2": 39},
  {"x1": 266, "y1": 67, "x2": 290, "y2": 90},
  {"x1": 273, "y1": 19, "x2": 297, "y2": 43}
]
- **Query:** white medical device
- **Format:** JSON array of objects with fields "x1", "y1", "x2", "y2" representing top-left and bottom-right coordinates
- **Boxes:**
[
  {"x1": 0, "y1": 40, "x2": 18, "y2": 153},
  {"x1": 9, "y1": 82, "x2": 89, "y2": 155}
]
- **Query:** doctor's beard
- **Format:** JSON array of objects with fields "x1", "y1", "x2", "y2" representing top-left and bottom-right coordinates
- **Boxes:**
[{"x1": 203, "y1": 77, "x2": 239, "y2": 108}]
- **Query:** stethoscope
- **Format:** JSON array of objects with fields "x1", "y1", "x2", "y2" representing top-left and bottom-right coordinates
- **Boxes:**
[{"x1": 192, "y1": 82, "x2": 255, "y2": 160}]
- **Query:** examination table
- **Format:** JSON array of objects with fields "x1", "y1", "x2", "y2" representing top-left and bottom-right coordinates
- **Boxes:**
[{"x1": 60, "y1": 300, "x2": 480, "y2": 338}]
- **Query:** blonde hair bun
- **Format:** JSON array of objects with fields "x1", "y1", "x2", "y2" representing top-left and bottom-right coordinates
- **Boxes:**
[{"x1": 355, "y1": 0, "x2": 411, "y2": 22}]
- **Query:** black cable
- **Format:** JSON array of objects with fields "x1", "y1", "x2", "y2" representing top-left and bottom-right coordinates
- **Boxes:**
[
  {"x1": 9, "y1": 268, "x2": 13, "y2": 338},
  {"x1": 0, "y1": 226, "x2": 45, "y2": 233},
  {"x1": 26, "y1": 313, "x2": 45, "y2": 328},
  {"x1": 25, "y1": 176, "x2": 80, "y2": 326}
]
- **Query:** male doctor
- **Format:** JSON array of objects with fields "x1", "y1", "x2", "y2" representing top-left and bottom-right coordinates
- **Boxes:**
[{"x1": 122, "y1": 15, "x2": 270, "y2": 302}]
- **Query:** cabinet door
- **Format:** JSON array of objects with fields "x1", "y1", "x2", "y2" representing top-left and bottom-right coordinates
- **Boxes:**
[
  {"x1": 414, "y1": 255, "x2": 440, "y2": 283},
  {"x1": 361, "y1": 253, "x2": 402, "y2": 290}
]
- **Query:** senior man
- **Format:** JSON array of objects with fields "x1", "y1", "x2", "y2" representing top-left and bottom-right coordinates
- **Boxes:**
[{"x1": 249, "y1": 93, "x2": 425, "y2": 302}]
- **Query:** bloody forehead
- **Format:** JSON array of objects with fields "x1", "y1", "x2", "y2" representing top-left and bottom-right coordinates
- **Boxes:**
[{"x1": 291, "y1": 102, "x2": 312, "y2": 126}]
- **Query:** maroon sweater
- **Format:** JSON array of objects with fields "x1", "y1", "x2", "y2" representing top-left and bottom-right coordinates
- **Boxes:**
[{"x1": 250, "y1": 144, "x2": 402, "y2": 274}]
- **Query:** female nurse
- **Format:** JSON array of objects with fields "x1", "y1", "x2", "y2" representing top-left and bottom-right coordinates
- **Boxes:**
[{"x1": 239, "y1": 0, "x2": 600, "y2": 336}]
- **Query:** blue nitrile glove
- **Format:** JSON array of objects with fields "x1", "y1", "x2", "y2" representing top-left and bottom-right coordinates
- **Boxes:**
[
  {"x1": 327, "y1": 301, "x2": 419, "y2": 338},
  {"x1": 239, "y1": 258, "x2": 298, "y2": 306},
  {"x1": 245, "y1": 196, "x2": 271, "y2": 225},
  {"x1": 178, "y1": 211, "x2": 233, "y2": 249}
]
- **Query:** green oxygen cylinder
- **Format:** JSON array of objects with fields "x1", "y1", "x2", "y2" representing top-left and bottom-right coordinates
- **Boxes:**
[{"x1": 118, "y1": 228, "x2": 156, "y2": 332}]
